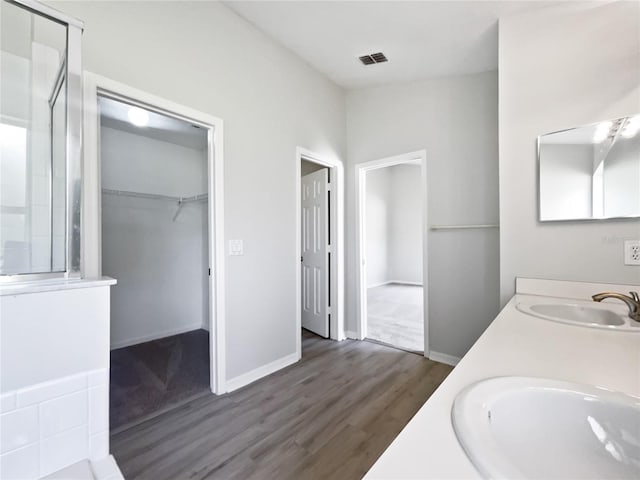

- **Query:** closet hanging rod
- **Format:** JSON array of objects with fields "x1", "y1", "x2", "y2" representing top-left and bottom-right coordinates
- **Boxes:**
[
  {"x1": 178, "y1": 193, "x2": 208, "y2": 204},
  {"x1": 102, "y1": 188, "x2": 180, "y2": 202},
  {"x1": 102, "y1": 189, "x2": 208, "y2": 203},
  {"x1": 430, "y1": 224, "x2": 499, "y2": 231}
]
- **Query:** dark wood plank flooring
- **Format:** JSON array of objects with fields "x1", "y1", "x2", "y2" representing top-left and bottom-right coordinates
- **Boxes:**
[{"x1": 111, "y1": 330, "x2": 453, "y2": 480}]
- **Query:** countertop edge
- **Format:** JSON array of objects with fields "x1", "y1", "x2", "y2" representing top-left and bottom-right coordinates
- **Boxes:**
[{"x1": 0, "y1": 277, "x2": 117, "y2": 296}]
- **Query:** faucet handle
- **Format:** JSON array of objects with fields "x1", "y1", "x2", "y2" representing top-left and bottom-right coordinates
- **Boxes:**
[{"x1": 631, "y1": 291, "x2": 640, "y2": 303}]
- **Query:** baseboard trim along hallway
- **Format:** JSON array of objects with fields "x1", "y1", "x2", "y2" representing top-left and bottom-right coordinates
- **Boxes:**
[
  {"x1": 225, "y1": 352, "x2": 300, "y2": 393},
  {"x1": 429, "y1": 351, "x2": 461, "y2": 366}
]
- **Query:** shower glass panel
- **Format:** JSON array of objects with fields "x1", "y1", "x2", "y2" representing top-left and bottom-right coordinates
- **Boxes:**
[{"x1": 0, "y1": 0, "x2": 72, "y2": 277}]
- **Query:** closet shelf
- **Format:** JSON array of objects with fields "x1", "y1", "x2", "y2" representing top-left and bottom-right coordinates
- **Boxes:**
[
  {"x1": 430, "y1": 224, "x2": 499, "y2": 231},
  {"x1": 102, "y1": 189, "x2": 208, "y2": 222}
]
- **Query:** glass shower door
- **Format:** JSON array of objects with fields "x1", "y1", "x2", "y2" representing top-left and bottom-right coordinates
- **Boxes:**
[{"x1": 0, "y1": 0, "x2": 78, "y2": 279}]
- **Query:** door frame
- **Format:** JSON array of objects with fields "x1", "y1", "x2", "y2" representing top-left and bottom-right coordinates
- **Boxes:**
[
  {"x1": 83, "y1": 73, "x2": 226, "y2": 394},
  {"x1": 355, "y1": 150, "x2": 429, "y2": 357},
  {"x1": 295, "y1": 148, "x2": 345, "y2": 358}
]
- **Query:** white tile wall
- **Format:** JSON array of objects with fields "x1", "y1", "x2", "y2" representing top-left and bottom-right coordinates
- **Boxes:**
[
  {"x1": 0, "y1": 444, "x2": 39, "y2": 480},
  {"x1": 31, "y1": 175, "x2": 50, "y2": 206},
  {"x1": 0, "y1": 369, "x2": 109, "y2": 479},
  {"x1": 0, "y1": 406, "x2": 38, "y2": 454},
  {"x1": 89, "y1": 432, "x2": 109, "y2": 461},
  {"x1": 40, "y1": 391, "x2": 87, "y2": 439},
  {"x1": 17, "y1": 373, "x2": 86, "y2": 407},
  {"x1": 88, "y1": 387, "x2": 108, "y2": 435},
  {"x1": 0, "y1": 393, "x2": 16, "y2": 414},
  {"x1": 40, "y1": 426, "x2": 88, "y2": 476},
  {"x1": 87, "y1": 370, "x2": 108, "y2": 388}
]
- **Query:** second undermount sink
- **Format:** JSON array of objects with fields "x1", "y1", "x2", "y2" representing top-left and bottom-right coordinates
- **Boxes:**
[
  {"x1": 452, "y1": 377, "x2": 640, "y2": 479},
  {"x1": 529, "y1": 303, "x2": 623, "y2": 325},
  {"x1": 516, "y1": 297, "x2": 638, "y2": 331}
]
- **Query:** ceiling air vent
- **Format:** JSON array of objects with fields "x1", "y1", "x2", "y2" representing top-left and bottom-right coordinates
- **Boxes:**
[{"x1": 359, "y1": 52, "x2": 388, "y2": 66}]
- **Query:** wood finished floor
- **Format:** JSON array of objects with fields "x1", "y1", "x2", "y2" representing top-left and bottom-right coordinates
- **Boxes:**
[{"x1": 111, "y1": 330, "x2": 453, "y2": 480}]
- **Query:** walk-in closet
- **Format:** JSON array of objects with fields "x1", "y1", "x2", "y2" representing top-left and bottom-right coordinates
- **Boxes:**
[{"x1": 99, "y1": 96, "x2": 211, "y2": 431}]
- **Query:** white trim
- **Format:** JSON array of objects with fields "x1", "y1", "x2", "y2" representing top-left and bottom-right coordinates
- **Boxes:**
[
  {"x1": 82, "y1": 73, "x2": 226, "y2": 394},
  {"x1": 225, "y1": 353, "x2": 298, "y2": 393},
  {"x1": 344, "y1": 330, "x2": 359, "y2": 340},
  {"x1": 295, "y1": 147, "x2": 346, "y2": 361},
  {"x1": 429, "y1": 351, "x2": 461, "y2": 367},
  {"x1": 109, "y1": 324, "x2": 203, "y2": 350},
  {"x1": 367, "y1": 280, "x2": 423, "y2": 288},
  {"x1": 366, "y1": 281, "x2": 395, "y2": 289},
  {"x1": 355, "y1": 150, "x2": 430, "y2": 356},
  {"x1": 11, "y1": 0, "x2": 85, "y2": 29}
]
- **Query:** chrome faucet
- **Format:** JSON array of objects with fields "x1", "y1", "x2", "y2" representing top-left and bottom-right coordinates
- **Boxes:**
[{"x1": 592, "y1": 291, "x2": 640, "y2": 322}]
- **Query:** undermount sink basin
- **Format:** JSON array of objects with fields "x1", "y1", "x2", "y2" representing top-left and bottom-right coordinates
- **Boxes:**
[
  {"x1": 452, "y1": 377, "x2": 640, "y2": 479},
  {"x1": 516, "y1": 297, "x2": 638, "y2": 331}
]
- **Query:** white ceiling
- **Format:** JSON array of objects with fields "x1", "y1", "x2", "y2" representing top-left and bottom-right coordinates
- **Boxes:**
[
  {"x1": 224, "y1": 1, "x2": 564, "y2": 89},
  {"x1": 98, "y1": 96, "x2": 207, "y2": 150}
]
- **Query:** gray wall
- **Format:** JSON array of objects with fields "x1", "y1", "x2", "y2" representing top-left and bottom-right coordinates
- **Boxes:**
[
  {"x1": 347, "y1": 71, "x2": 499, "y2": 359},
  {"x1": 499, "y1": 1, "x2": 640, "y2": 305},
  {"x1": 365, "y1": 164, "x2": 423, "y2": 288},
  {"x1": 51, "y1": 1, "x2": 346, "y2": 380},
  {"x1": 388, "y1": 164, "x2": 423, "y2": 284},
  {"x1": 100, "y1": 126, "x2": 208, "y2": 348},
  {"x1": 604, "y1": 134, "x2": 640, "y2": 217},
  {"x1": 366, "y1": 168, "x2": 391, "y2": 287},
  {"x1": 539, "y1": 144, "x2": 594, "y2": 220}
]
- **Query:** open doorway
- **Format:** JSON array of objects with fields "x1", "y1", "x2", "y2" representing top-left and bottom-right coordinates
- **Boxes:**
[
  {"x1": 296, "y1": 149, "x2": 345, "y2": 358},
  {"x1": 98, "y1": 95, "x2": 211, "y2": 431},
  {"x1": 356, "y1": 151, "x2": 428, "y2": 355},
  {"x1": 83, "y1": 75, "x2": 225, "y2": 436}
]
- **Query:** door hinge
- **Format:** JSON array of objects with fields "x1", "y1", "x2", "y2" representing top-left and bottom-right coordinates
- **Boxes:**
[{"x1": 209, "y1": 268, "x2": 211, "y2": 276}]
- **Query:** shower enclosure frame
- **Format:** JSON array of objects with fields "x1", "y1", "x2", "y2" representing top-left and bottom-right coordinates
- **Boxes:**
[{"x1": 0, "y1": 0, "x2": 83, "y2": 283}]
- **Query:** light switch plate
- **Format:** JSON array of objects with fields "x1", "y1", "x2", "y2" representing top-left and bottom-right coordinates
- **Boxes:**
[
  {"x1": 624, "y1": 240, "x2": 640, "y2": 265},
  {"x1": 229, "y1": 239, "x2": 244, "y2": 256}
]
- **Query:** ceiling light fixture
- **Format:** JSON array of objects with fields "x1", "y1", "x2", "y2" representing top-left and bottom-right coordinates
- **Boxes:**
[
  {"x1": 593, "y1": 121, "x2": 612, "y2": 143},
  {"x1": 621, "y1": 115, "x2": 640, "y2": 138},
  {"x1": 128, "y1": 106, "x2": 149, "y2": 127}
]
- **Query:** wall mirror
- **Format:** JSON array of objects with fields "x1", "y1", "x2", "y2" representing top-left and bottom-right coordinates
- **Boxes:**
[{"x1": 538, "y1": 115, "x2": 640, "y2": 221}]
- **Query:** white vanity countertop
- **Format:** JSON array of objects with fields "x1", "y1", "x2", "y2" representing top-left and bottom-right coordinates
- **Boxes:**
[
  {"x1": 365, "y1": 290, "x2": 640, "y2": 479},
  {"x1": 0, "y1": 277, "x2": 116, "y2": 296}
]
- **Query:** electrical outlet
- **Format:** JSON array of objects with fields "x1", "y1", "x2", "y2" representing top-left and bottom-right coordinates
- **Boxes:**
[{"x1": 624, "y1": 240, "x2": 640, "y2": 265}]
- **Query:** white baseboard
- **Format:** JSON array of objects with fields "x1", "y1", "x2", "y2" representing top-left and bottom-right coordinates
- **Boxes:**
[
  {"x1": 110, "y1": 323, "x2": 203, "y2": 350},
  {"x1": 389, "y1": 280, "x2": 423, "y2": 286},
  {"x1": 225, "y1": 352, "x2": 299, "y2": 393},
  {"x1": 345, "y1": 330, "x2": 360, "y2": 340},
  {"x1": 367, "y1": 280, "x2": 423, "y2": 289},
  {"x1": 429, "y1": 351, "x2": 461, "y2": 366}
]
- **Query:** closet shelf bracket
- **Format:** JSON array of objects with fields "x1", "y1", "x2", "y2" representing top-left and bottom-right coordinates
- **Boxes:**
[{"x1": 172, "y1": 194, "x2": 208, "y2": 222}]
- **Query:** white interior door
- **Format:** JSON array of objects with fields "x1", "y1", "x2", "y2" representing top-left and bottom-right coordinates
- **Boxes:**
[{"x1": 301, "y1": 168, "x2": 329, "y2": 338}]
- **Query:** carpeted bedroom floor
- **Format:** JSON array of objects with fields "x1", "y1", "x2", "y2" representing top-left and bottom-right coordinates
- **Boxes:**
[{"x1": 110, "y1": 329, "x2": 210, "y2": 431}]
